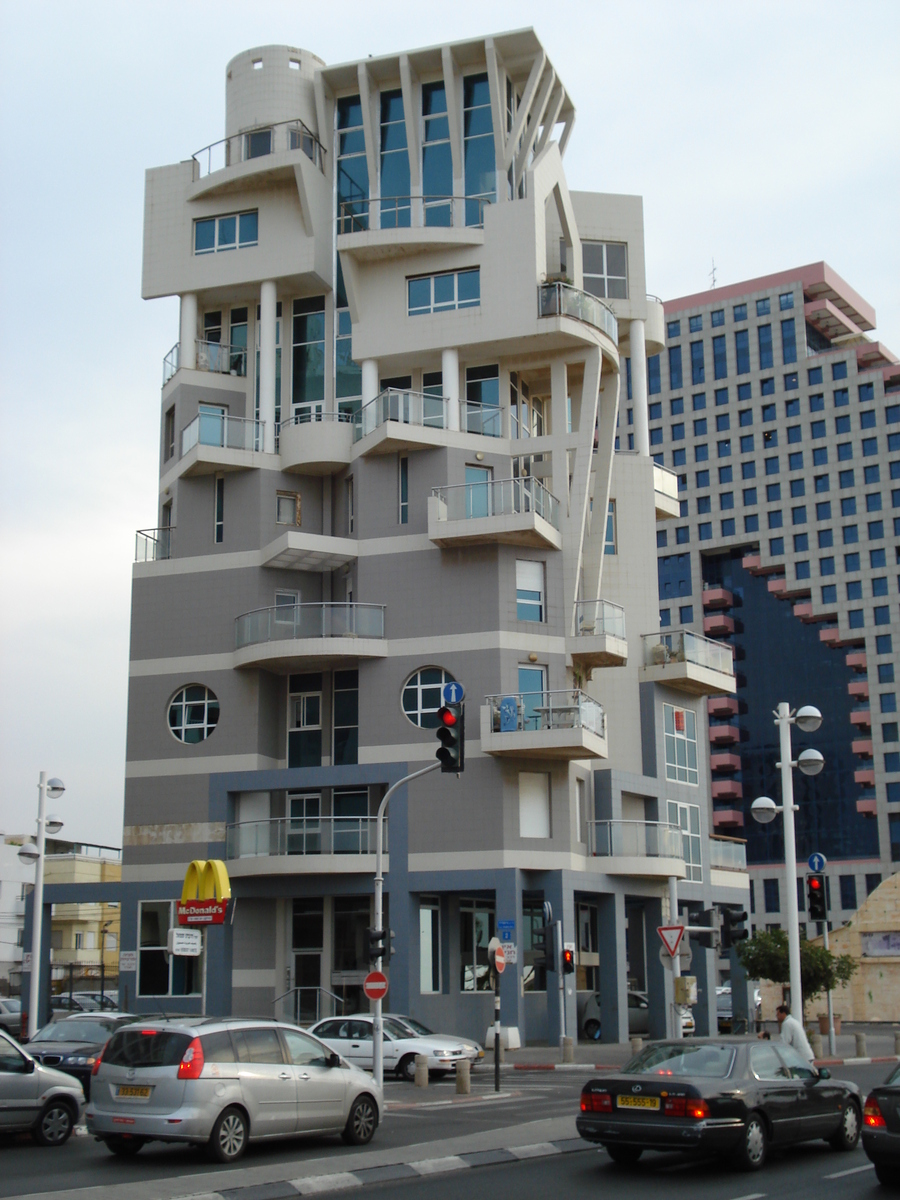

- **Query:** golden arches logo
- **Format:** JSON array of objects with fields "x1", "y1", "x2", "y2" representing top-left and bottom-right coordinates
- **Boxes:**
[{"x1": 177, "y1": 859, "x2": 231, "y2": 925}]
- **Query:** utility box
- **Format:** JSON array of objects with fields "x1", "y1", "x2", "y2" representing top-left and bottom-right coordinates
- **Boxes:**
[{"x1": 674, "y1": 975, "x2": 698, "y2": 1006}]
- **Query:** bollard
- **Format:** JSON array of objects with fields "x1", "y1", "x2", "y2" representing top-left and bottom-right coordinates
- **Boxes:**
[
  {"x1": 894, "y1": 1031, "x2": 900, "y2": 1056},
  {"x1": 456, "y1": 1058, "x2": 471, "y2": 1095},
  {"x1": 855, "y1": 1032, "x2": 867, "y2": 1058},
  {"x1": 810, "y1": 1032, "x2": 823, "y2": 1059},
  {"x1": 562, "y1": 1036, "x2": 574, "y2": 1063},
  {"x1": 414, "y1": 1053, "x2": 429, "y2": 1087},
  {"x1": 630, "y1": 1036, "x2": 643, "y2": 1055}
]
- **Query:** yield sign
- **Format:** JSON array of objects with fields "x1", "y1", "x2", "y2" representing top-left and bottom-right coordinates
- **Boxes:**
[{"x1": 658, "y1": 925, "x2": 685, "y2": 957}]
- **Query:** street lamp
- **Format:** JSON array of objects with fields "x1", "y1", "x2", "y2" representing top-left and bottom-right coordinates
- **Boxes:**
[
  {"x1": 751, "y1": 703, "x2": 823, "y2": 1026},
  {"x1": 19, "y1": 773, "x2": 65, "y2": 1038}
]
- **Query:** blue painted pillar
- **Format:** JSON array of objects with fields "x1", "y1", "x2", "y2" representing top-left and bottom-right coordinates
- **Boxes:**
[
  {"x1": 542, "y1": 872, "x2": 577, "y2": 1046},
  {"x1": 22, "y1": 892, "x2": 53, "y2": 1030},
  {"x1": 597, "y1": 891, "x2": 628, "y2": 1043},
  {"x1": 494, "y1": 869, "x2": 524, "y2": 1041}
]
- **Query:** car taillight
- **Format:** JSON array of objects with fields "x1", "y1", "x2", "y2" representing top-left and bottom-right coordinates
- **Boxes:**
[
  {"x1": 580, "y1": 1090, "x2": 612, "y2": 1113},
  {"x1": 664, "y1": 1096, "x2": 709, "y2": 1119},
  {"x1": 91, "y1": 1046, "x2": 104, "y2": 1077},
  {"x1": 177, "y1": 1036, "x2": 205, "y2": 1080},
  {"x1": 865, "y1": 1094, "x2": 887, "y2": 1128}
]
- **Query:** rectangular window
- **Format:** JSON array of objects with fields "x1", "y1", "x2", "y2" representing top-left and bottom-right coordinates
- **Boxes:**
[
  {"x1": 669, "y1": 345, "x2": 683, "y2": 390},
  {"x1": 347, "y1": 477, "x2": 354, "y2": 534},
  {"x1": 408, "y1": 268, "x2": 480, "y2": 315},
  {"x1": 756, "y1": 297, "x2": 771, "y2": 316},
  {"x1": 164, "y1": 408, "x2": 175, "y2": 461},
  {"x1": 399, "y1": 455, "x2": 408, "y2": 524},
  {"x1": 582, "y1": 241, "x2": 628, "y2": 299},
  {"x1": 292, "y1": 297, "x2": 325, "y2": 416},
  {"x1": 460, "y1": 898, "x2": 495, "y2": 991},
  {"x1": 712, "y1": 335, "x2": 727, "y2": 379},
  {"x1": 779, "y1": 292, "x2": 794, "y2": 311},
  {"x1": 648, "y1": 355, "x2": 661, "y2": 394},
  {"x1": 194, "y1": 210, "x2": 258, "y2": 254},
  {"x1": 419, "y1": 898, "x2": 441, "y2": 993},
  {"x1": 333, "y1": 670, "x2": 359, "y2": 766},
  {"x1": 605, "y1": 499, "x2": 617, "y2": 554},
  {"x1": 463, "y1": 73, "x2": 495, "y2": 225},
  {"x1": 667, "y1": 319, "x2": 681, "y2": 339},
  {"x1": 839, "y1": 875, "x2": 857, "y2": 911},
  {"x1": 664, "y1": 703, "x2": 698, "y2": 786},
  {"x1": 733, "y1": 303, "x2": 747, "y2": 322},
  {"x1": 758, "y1": 324, "x2": 773, "y2": 370},
  {"x1": 763, "y1": 878, "x2": 780, "y2": 913},
  {"x1": 734, "y1": 329, "x2": 750, "y2": 374},
  {"x1": 711, "y1": 308, "x2": 724, "y2": 327},
  {"x1": 422, "y1": 81, "x2": 452, "y2": 225},
  {"x1": 380, "y1": 88, "x2": 410, "y2": 227},
  {"x1": 337, "y1": 95, "x2": 369, "y2": 230},
  {"x1": 516, "y1": 560, "x2": 544, "y2": 622},
  {"x1": 781, "y1": 317, "x2": 797, "y2": 364},
  {"x1": 214, "y1": 475, "x2": 224, "y2": 544},
  {"x1": 139, "y1": 901, "x2": 202, "y2": 996},
  {"x1": 690, "y1": 341, "x2": 705, "y2": 385},
  {"x1": 668, "y1": 800, "x2": 702, "y2": 882},
  {"x1": 276, "y1": 491, "x2": 301, "y2": 525}
]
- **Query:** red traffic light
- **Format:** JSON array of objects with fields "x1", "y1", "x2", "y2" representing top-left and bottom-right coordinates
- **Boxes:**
[
  {"x1": 562, "y1": 948, "x2": 576, "y2": 974},
  {"x1": 439, "y1": 706, "x2": 458, "y2": 727},
  {"x1": 809, "y1": 877, "x2": 822, "y2": 890}
]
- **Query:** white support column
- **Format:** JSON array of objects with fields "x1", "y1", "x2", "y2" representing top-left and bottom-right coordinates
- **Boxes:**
[
  {"x1": 630, "y1": 318, "x2": 649, "y2": 457},
  {"x1": 259, "y1": 281, "x2": 277, "y2": 454},
  {"x1": 442, "y1": 347, "x2": 460, "y2": 431},
  {"x1": 361, "y1": 359, "x2": 379, "y2": 403},
  {"x1": 180, "y1": 293, "x2": 198, "y2": 371}
]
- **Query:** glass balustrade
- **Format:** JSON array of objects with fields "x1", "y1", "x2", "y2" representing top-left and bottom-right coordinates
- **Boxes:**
[
  {"x1": 484, "y1": 690, "x2": 606, "y2": 739},
  {"x1": 538, "y1": 281, "x2": 618, "y2": 345},
  {"x1": 235, "y1": 603, "x2": 386, "y2": 650},
  {"x1": 641, "y1": 629, "x2": 735, "y2": 675},
  {"x1": 431, "y1": 477, "x2": 560, "y2": 528},
  {"x1": 588, "y1": 820, "x2": 685, "y2": 859},
  {"x1": 573, "y1": 599, "x2": 626, "y2": 639},
  {"x1": 353, "y1": 389, "x2": 447, "y2": 442},
  {"x1": 225, "y1": 816, "x2": 382, "y2": 859}
]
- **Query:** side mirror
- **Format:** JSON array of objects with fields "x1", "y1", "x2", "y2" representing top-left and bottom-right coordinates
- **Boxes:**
[
  {"x1": 817, "y1": 1067, "x2": 831, "y2": 1080},
  {"x1": 24, "y1": 1057, "x2": 35, "y2": 1074},
  {"x1": 327, "y1": 1052, "x2": 341, "y2": 1069}
]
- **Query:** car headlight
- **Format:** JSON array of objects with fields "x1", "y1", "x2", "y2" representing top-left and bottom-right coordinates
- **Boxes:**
[{"x1": 63, "y1": 1055, "x2": 96, "y2": 1066}]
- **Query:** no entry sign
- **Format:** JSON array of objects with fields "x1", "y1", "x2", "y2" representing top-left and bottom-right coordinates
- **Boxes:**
[
  {"x1": 363, "y1": 970, "x2": 389, "y2": 1001},
  {"x1": 494, "y1": 946, "x2": 506, "y2": 973}
]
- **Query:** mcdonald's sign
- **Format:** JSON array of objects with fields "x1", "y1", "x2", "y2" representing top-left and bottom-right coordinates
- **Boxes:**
[{"x1": 178, "y1": 859, "x2": 232, "y2": 926}]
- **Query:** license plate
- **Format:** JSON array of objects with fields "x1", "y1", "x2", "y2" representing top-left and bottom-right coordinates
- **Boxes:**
[
  {"x1": 616, "y1": 1095, "x2": 660, "y2": 1110},
  {"x1": 115, "y1": 1085, "x2": 151, "y2": 1099}
]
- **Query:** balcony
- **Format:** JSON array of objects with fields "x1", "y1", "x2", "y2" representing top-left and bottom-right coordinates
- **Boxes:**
[
  {"x1": 480, "y1": 690, "x2": 607, "y2": 760},
  {"x1": 653, "y1": 463, "x2": 680, "y2": 519},
  {"x1": 192, "y1": 117, "x2": 326, "y2": 181},
  {"x1": 428, "y1": 478, "x2": 561, "y2": 550},
  {"x1": 233, "y1": 603, "x2": 387, "y2": 670},
  {"x1": 177, "y1": 410, "x2": 264, "y2": 477},
  {"x1": 353, "y1": 388, "x2": 447, "y2": 454},
  {"x1": 852, "y1": 739, "x2": 874, "y2": 757},
  {"x1": 461, "y1": 401, "x2": 503, "y2": 437},
  {"x1": 194, "y1": 339, "x2": 248, "y2": 378},
  {"x1": 538, "y1": 281, "x2": 618, "y2": 345},
  {"x1": 708, "y1": 695, "x2": 739, "y2": 718},
  {"x1": 709, "y1": 835, "x2": 747, "y2": 871},
  {"x1": 702, "y1": 585, "x2": 733, "y2": 610},
  {"x1": 854, "y1": 768, "x2": 875, "y2": 787},
  {"x1": 857, "y1": 798, "x2": 878, "y2": 817},
  {"x1": 569, "y1": 600, "x2": 627, "y2": 669},
  {"x1": 337, "y1": 194, "x2": 489, "y2": 261},
  {"x1": 587, "y1": 820, "x2": 685, "y2": 879},
  {"x1": 848, "y1": 680, "x2": 870, "y2": 700},
  {"x1": 710, "y1": 751, "x2": 741, "y2": 772},
  {"x1": 709, "y1": 723, "x2": 739, "y2": 745},
  {"x1": 225, "y1": 817, "x2": 380, "y2": 873},
  {"x1": 846, "y1": 651, "x2": 868, "y2": 672},
  {"x1": 260, "y1": 531, "x2": 358, "y2": 573},
  {"x1": 640, "y1": 629, "x2": 736, "y2": 696},
  {"x1": 712, "y1": 809, "x2": 744, "y2": 830},
  {"x1": 711, "y1": 779, "x2": 743, "y2": 802},
  {"x1": 279, "y1": 411, "x2": 353, "y2": 475},
  {"x1": 704, "y1": 613, "x2": 735, "y2": 637},
  {"x1": 849, "y1": 708, "x2": 872, "y2": 728},
  {"x1": 135, "y1": 527, "x2": 173, "y2": 562},
  {"x1": 162, "y1": 341, "x2": 179, "y2": 387}
]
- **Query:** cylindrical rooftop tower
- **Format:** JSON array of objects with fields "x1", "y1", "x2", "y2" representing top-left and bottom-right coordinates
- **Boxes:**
[{"x1": 225, "y1": 45, "x2": 324, "y2": 140}]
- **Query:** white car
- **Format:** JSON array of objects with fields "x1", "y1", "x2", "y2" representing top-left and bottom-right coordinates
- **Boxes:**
[
  {"x1": 582, "y1": 990, "x2": 695, "y2": 1039},
  {"x1": 308, "y1": 1015, "x2": 472, "y2": 1081},
  {"x1": 0, "y1": 1028, "x2": 85, "y2": 1145},
  {"x1": 385, "y1": 1013, "x2": 484, "y2": 1065}
]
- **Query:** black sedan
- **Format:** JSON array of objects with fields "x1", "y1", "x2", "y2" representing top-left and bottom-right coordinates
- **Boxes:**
[
  {"x1": 26, "y1": 1015, "x2": 135, "y2": 1100},
  {"x1": 576, "y1": 1037, "x2": 861, "y2": 1171},
  {"x1": 863, "y1": 1064, "x2": 900, "y2": 1186}
]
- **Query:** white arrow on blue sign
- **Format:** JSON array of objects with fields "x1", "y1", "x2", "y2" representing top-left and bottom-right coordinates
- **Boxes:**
[
  {"x1": 442, "y1": 682, "x2": 465, "y2": 704},
  {"x1": 808, "y1": 852, "x2": 827, "y2": 872}
]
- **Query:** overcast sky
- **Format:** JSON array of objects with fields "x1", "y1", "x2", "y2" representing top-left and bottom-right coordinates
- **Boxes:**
[{"x1": 1, "y1": 0, "x2": 898, "y2": 846}]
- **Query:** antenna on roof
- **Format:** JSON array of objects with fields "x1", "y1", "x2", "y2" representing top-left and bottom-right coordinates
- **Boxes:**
[{"x1": 709, "y1": 258, "x2": 717, "y2": 289}]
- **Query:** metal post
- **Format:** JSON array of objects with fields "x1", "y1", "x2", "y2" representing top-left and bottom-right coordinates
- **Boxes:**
[
  {"x1": 373, "y1": 761, "x2": 441, "y2": 1090},
  {"x1": 556, "y1": 918, "x2": 565, "y2": 1045},
  {"x1": 668, "y1": 876, "x2": 682, "y2": 1039},
  {"x1": 494, "y1": 975, "x2": 501, "y2": 1092},
  {"x1": 823, "y1": 922, "x2": 836, "y2": 1056},
  {"x1": 776, "y1": 703, "x2": 804, "y2": 1023},
  {"x1": 28, "y1": 773, "x2": 48, "y2": 1039}
]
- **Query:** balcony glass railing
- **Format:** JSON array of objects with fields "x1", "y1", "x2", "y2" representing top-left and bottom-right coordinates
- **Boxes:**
[
  {"x1": 195, "y1": 339, "x2": 248, "y2": 377},
  {"x1": 431, "y1": 477, "x2": 560, "y2": 529},
  {"x1": 574, "y1": 599, "x2": 626, "y2": 639},
  {"x1": 460, "y1": 401, "x2": 502, "y2": 437},
  {"x1": 353, "y1": 388, "x2": 447, "y2": 442},
  {"x1": 337, "y1": 194, "x2": 492, "y2": 234},
  {"x1": 235, "y1": 602, "x2": 386, "y2": 650},
  {"x1": 708, "y1": 835, "x2": 747, "y2": 871},
  {"x1": 641, "y1": 629, "x2": 734, "y2": 676},
  {"x1": 485, "y1": 690, "x2": 606, "y2": 740},
  {"x1": 162, "y1": 342, "x2": 179, "y2": 387},
  {"x1": 192, "y1": 117, "x2": 326, "y2": 178},
  {"x1": 181, "y1": 412, "x2": 263, "y2": 458},
  {"x1": 135, "y1": 527, "x2": 173, "y2": 562},
  {"x1": 588, "y1": 820, "x2": 684, "y2": 860},
  {"x1": 538, "y1": 282, "x2": 618, "y2": 345},
  {"x1": 226, "y1": 816, "x2": 382, "y2": 859}
]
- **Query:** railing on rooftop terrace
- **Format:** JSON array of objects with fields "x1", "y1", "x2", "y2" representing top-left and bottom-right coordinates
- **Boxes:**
[
  {"x1": 431, "y1": 477, "x2": 560, "y2": 528},
  {"x1": 337, "y1": 193, "x2": 493, "y2": 234},
  {"x1": 588, "y1": 820, "x2": 684, "y2": 860},
  {"x1": 538, "y1": 282, "x2": 618, "y2": 345},
  {"x1": 135, "y1": 527, "x2": 173, "y2": 563},
  {"x1": 192, "y1": 117, "x2": 326, "y2": 178},
  {"x1": 484, "y1": 690, "x2": 606, "y2": 740},
  {"x1": 641, "y1": 629, "x2": 735, "y2": 676}
]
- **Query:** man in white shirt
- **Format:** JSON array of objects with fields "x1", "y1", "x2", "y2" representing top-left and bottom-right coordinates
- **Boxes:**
[{"x1": 776, "y1": 1003, "x2": 815, "y2": 1063}]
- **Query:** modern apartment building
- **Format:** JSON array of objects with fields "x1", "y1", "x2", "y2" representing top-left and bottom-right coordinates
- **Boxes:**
[
  {"x1": 648, "y1": 264, "x2": 900, "y2": 936},
  {"x1": 121, "y1": 28, "x2": 746, "y2": 1045}
]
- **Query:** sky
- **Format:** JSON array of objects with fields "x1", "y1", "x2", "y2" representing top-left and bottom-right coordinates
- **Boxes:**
[{"x1": 1, "y1": 0, "x2": 898, "y2": 846}]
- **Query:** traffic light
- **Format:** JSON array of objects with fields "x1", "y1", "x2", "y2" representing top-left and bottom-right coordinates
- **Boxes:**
[
  {"x1": 721, "y1": 906, "x2": 748, "y2": 951},
  {"x1": 689, "y1": 907, "x2": 720, "y2": 950},
  {"x1": 367, "y1": 928, "x2": 386, "y2": 963},
  {"x1": 562, "y1": 947, "x2": 576, "y2": 974},
  {"x1": 436, "y1": 702, "x2": 465, "y2": 773},
  {"x1": 807, "y1": 873, "x2": 827, "y2": 922}
]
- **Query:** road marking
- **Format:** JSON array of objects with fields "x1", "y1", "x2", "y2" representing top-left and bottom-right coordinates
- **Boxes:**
[
  {"x1": 723, "y1": 1194, "x2": 766, "y2": 1200},
  {"x1": 411, "y1": 1156, "x2": 468, "y2": 1174},
  {"x1": 823, "y1": 1163, "x2": 874, "y2": 1179},
  {"x1": 292, "y1": 1172, "x2": 363, "y2": 1193},
  {"x1": 510, "y1": 1141, "x2": 561, "y2": 1158}
]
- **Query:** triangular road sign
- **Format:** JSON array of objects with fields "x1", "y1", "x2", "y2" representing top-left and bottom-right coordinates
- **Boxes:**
[{"x1": 658, "y1": 925, "x2": 685, "y2": 957}]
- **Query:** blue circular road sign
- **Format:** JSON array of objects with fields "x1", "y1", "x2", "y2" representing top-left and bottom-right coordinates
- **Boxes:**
[
  {"x1": 442, "y1": 681, "x2": 465, "y2": 704},
  {"x1": 808, "y1": 852, "x2": 827, "y2": 872}
]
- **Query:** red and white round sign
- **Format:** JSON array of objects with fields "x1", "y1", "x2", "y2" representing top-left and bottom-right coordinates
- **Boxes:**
[
  {"x1": 363, "y1": 970, "x2": 389, "y2": 1001},
  {"x1": 494, "y1": 946, "x2": 506, "y2": 974}
]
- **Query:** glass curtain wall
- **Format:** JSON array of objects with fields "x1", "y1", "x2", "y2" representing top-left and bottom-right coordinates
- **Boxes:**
[
  {"x1": 337, "y1": 95, "x2": 368, "y2": 231},
  {"x1": 463, "y1": 73, "x2": 495, "y2": 225},
  {"x1": 422, "y1": 81, "x2": 452, "y2": 225},
  {"x1": 380, "y1": 89, "x2": 410, "y2": 227}
]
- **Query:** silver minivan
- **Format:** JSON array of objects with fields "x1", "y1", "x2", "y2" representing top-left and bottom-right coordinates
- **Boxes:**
[{"x1": 86, "y1": 1018, "x2": 383, "y2": 1162}]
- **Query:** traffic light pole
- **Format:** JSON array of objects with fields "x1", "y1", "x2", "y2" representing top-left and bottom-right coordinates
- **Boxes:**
[
  {"x1": 776, "y1": 702, "x2": 804, "y2": 1024},
  {"x1": 822, "y1": 922, "x2": 836, "y2": 1056},
  {"x1": 373, "y1": 761, "x2": 441, "y2": 1090},
  {"x1": 668, "y1": 876, "x2": 683, "y2": 1039}
]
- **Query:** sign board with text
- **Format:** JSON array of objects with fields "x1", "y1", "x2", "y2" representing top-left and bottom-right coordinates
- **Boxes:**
[
  {"x1": 167, "y1": 928, "x2": 202, "y2": 957},
  {"x1": 118, "y1": 951, "x2": 137, "y2": 973}
]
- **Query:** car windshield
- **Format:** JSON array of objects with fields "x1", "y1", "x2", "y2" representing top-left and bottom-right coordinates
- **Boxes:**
[
  {"x1": 625, "y1": 1042, "x2": 735, "y2": 1078},
  {"x1": 2, "y1": 1000, "x2": 21, "y2": 1013},
  {"x1": 395, "y1": 1017, "x2": 433, "y2": 1036},
  {"x1": 384, "y1": 1018, "x2": 414, "y2": 1039},
  {"x1": 32, "y1": 1019, "x2": 115, "y2": 1043}
]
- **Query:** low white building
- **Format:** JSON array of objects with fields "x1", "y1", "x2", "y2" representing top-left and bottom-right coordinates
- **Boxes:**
[{"x1": 0, "y1": 838, "x2": 34, "y2": 992}]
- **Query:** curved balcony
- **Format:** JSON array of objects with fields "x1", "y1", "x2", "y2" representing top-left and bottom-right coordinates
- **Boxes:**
[
  {"x1": 177, "y1": 411, "x2": 264, "y2": 478},
  {"x1": 538, "y1": 282, "x2": 618, "y2": 346},
  {"x1": 588, "y1": 820, "x2": 685, "y2": 879},
  {"x1": 640, "y1": 629, "x2": 736, "y2": 696},
  {"x1": 279, "y1": 411, "x2": 353, "y2": 475},
  {"x1": 336, "y1": 195, "x2": 489, "y2": 261},
  {"x1": 428, "y1": 477, "x2": 561, "y2": 550},
  {"x1": 233, "y1": 602, "x2": 386, "y2": 670},
  {"x1": 192, "y1": 117, "x2": 326, "y2": 179},
  {"x1": 480, "y1": 690, "x2": 607, "y2": 760},
  {"x1": 353, "y1": 388, "x2": 447, "y2": 454},
  {"x1": 569, "y1": 600, "x2": 627, "y2": 669},
  {"x1": 226, "y1": 817, "x2": 381, "y2": 875}
]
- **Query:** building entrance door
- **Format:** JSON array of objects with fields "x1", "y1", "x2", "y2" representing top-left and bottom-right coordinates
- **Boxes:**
[{"x1": 293, "y1": 952, "x2": 323, "y2": 1024}]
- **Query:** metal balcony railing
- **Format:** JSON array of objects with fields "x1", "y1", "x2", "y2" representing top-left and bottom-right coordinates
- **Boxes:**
[
  {"x1": 192, "y1": 117, "x2": 326, "y2": 178},
  {"x1": 588, "y1": 820, "x2": 685, "y2": 860},
  {"x1": 234, "y1": 602, "x2": 386, "y2": 650},
  {"x1": 226, "y1": 817, "x2": 383, "y2": 859},
  {"x1": 135, "y1": 527, "x2": 173, "y2": 562},
  {"x1": 353, "y1": 388, "x2": 447, "y2": 442},
  {"x1": 460, "y1": 401, "x2": 502, "y2": 437},
  {"x1": 538, "y1": 281, "x2": 618, "y2": 345},
  {"x1": 708, "y1": 835, "x2": 748, "y2": 871},
  {"x1": 162, "y1": 342, "x2": 179, "y2": 387},
  {"x1": 181, "y1": 412, "x2": 263, "y2": 458},
  {"x1": 195, "y1": 339, "x2": 248, "y2": 377},
  {"x1": 337, "y1": 193, "x2": 492, "y2": 234},
  {"x1": 431, "y1": 477, "x2": 560, "y2": 528},
  {"x1": 642, "y1": 629, "x2": 735, "y2": 675},
  {"x1": 485, "y1": 690, "x2": 606, "y2": 740},
  {"x1": 574, "y1": 599, "x2": 626, "y2": 639}
]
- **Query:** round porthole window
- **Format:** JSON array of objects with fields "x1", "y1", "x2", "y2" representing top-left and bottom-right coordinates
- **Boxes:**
[
  {"x1": 401, "y1": 667, "x2": 457, "y2": 728},
  {"x1": 168, "y1": 684, "x2": 220, "y2": 743}
]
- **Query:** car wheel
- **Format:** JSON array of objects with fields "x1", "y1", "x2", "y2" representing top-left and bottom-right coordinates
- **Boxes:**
[
  {"x1": 33, "y1": 1099, "x2": 75, "y2": 1147},
  {"x1": 828, "y1": 1099, "x2": 860, "y2": 1151},
  {"x1": 606, "y1": 1144, "x2": 643, "y2": 1165},
  {"x1": 875, "y1": 1162, "x2": 899, "y2": 1186},
  {"x1": 103, "y1": 1136, "x2": 145, "y2": 1157},
  {"x1": 207, "y1": 1106, "x2": 249, "y2": 1163},
  {"x1": 736, "y1": 1112, "x2": 767, "y2": 1171},
  {"x1": 342, "y1": 1094, "x2": 378, "y2": 1145},
  {"x1": 584, "y1": 1019, "x2": 601, "y2": 1041},
  {"x1": 398, "y1": 1053, "x2": 417, "y2": 1082}
]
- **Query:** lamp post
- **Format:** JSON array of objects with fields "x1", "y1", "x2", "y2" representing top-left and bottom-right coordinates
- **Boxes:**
[
  {"x1": 100, "y1": 920, "x2": 113, "y2": 1008},
  {"x1": 19, "y1": 773, "x2": 65, "y2": 1038},
  {"x1": 751, "y1": 704, "x2": 823, "y2": 1025}
]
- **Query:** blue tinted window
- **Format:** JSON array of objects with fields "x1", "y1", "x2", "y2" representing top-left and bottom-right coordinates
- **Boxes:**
[
  {"x1": 796, "y1": 560, "x2": 810, "y2": 579},
  {"x1": 649, "y1": 427, "x2": 663, "y2": 446},
  {"x1": 818, "y1": 529, "x2": 833, "y2": 548},
  {"x1": 790, "y1": 475, "x2": 805, "y2": 494},
  {"x1": 713, "y1": 335, "x2": 727, "y2": 380},
  {"x1": 720, "y1": 491, "x2": 734, "y2": 510},
  {"x1": 194, "y1": 218, "x2": 215, "y2": 252},
  {"x1": 697, "y1": 494, "x2": 711, "y2": 512},
  {"x1": 718, "y1": 439, "x2": 731, "y2": 457},
  {"x1": 815, "y1": 475, "x2": 830, "y2": 493},
  {"x1": 649, "y1": 401, "x2": 662, "y2": 420},
  {"x1": 733, "y1": 303, "x2": 747, "y2": 321},
  {"x1": 657, "y1": 529, "x2": 668, "y2": 548},
  {"x1": 744, "y1": 487, "x2": 758, "y2": 505},
  {"x1": 784, "y1": 372, "x2": 798, "y2": 390},
  {"x1": 671, "y1": 422, "x2": 684, "y2": 440},
  {"x1": 811, "y1": 419, "x2": 826, "y2": 438},
  {"x1": 848, "y1": 609, "x2": 865, "y2": 629},
  {"x1": 711, "y1": 309, "x2": 724, "y2": 327},
  {"x1": 735, "y1": 330, "x2": 750, "y2": 374},
  {"x1": 888, "y1": 407, "x2": 900, "y2": 425},
  {"x1": 698, "y1": 522, "x2": 712, "y2": 540},
  {"x1": 694, "y1": 418, "x2": 707, "y2": 436},
  {"x1": 695, "y1": 443, "x2": 708, "y2": 461},
  {"x1": 668, "y1": 345, "x2": 683, "y2": 389},
  {"x1": 837, "y1": 443, "x2": 852, "y2": 461},
  {"x1": 816, "y1": 501, "x2": 831, "y2": 519},
  {"x1": 863, "y1": 437, "x2": 879, "y2": 457},
  {"x1": 810, "y1": 393, "x2": 825, "y2": 412},
  {"x1": 691, "y1": 341, "x2": 705, "y2": 385},
  {"x1": 766, "y1": 483, "x2": 781, "y2": 502},
  {"x1": 821, "y1": 584, "x2": 837, "y2": 603},
  {"x1": 873, "y1": 577, "x2": 889, "y2": 597},
  {"x1": 785, "y1": 397, "x2": 800, "y2": 416},
  {"x1": 840, "y1": 469, "x2": 855, "y2": 488},
  {"x1": 689, "y1": 315, "x2": 702, "y2": 333},
  {"x1": 882, "y1": 694, "x2": 897, "y2": 714},
  {"x1": 847, "y1": 580, "x2": 863, "y2": 600},
  {"x1": 745, "y1": 514, "x2": 759, "y2": 532},
  {"x1": 877, "y1": 633, "x2": 893, "y2": 652},
  {"x1": 716, "y1": 413, "x2": 730, "y2": 432},
  {"x1": 832, "y1": 361, "x2": 848, "y2": 381},
  {"x1": 696, "y1": 469, "x2": 710, "y2": 487},
  {"x1": 676, "y1": 526, "x2": 690, "y2": 544},
  {"x1": 648, "y1": 354, "x2": 661, "y2": 394},
  {"x1": 722, "y1": 518, "x2": 736, "y2": 536},
  {"x1": 762, "y1": 404, "x2": 776, "y2": 422},
  {"x1": 845, "y1": 552, "x2": 861, "y2": 571},
  {"x1": 781, "y1": 318, "x2": 797, "y2": 364},
  {"x1": 890, "y1": 433, "x2": 900, "y2": 452},
  {"x1": 794, "y1": 533, "x2": 809, "y2": 552},
  {"x1": 739, "y1": 408, "x2": 753, "y2": 427},
  {"x1": 659, "y1": 608, "x2": 671, "y2": 626},
  {"x1": 768, "y1": 509, "x2": 783, "y2": 528},
  {"x1": 787, "y1": 425, "x2": 801, "y2": 443},
  {"x1": 765, "y1": 457, "x2": 779, "y2": 476},
  {"x1": 808, "y1": 366, "x2": 824, "y2": 386},
  {"x1": 742, "y1": 461, "x2": 756, "y2": 479},
  {"x1": 872, "y1": 549, "x2": 887, "y2": 567},
  {"x1": 760, "y1": 378, "x2": 775, "y2": 396},
  {"x1": 714, "y1": 387, "x2": 729, "y2": 406},
  {"x1": 843, "y1": 524, "x2": 859, "y2": 544},
  {"x1": 842, "y1": 497, "x2": 857, "y2": 516},
  {"x1": 792, "y1": 505, "x2": 806, "y2": 524},
  {"x1": 719, "y1": 465, "x2": 733, "y2": 483},
  {"x1": 667, "y1": 320, "x2": 681, "y2": 339},
  {"x1": 756, "y1": 297, "x2": 770, "y2": 316},
  {"x1": 770, "y1": 536, "x2": 784, "y2": 553},
  {"x1": 779, "y1": 292, "x2": 794, "y2": 311},
  {"x1": 867, "y1": 492, "x2": 883, "y2": 512},
  {"x1": 463, "y1": 73, "x2": 495, "y2": 224},
  {"x1": 758, "y1": 324, "x2": 773, "y2": 370},
  {"x1": 869, "y1": 519, "x2": 885, "y2": 539},
  {"x1": 741, "y1": 435, "x2": 754, "y2": 453},
  {"x1": 859, "y1": 382, "x2": 875, "y2": 402},
  {"x1": 834, "y1": 388, "x2": 849, "y2": 407},
  {"x1": 671, "y1": 396, "x2": 684, "y2": 415},
  {"x1": 680, "y1": 604, "x2": 694, "y2": 623},
  {"x1": 812, "y1": 447, "x2": 828, "y2": 466},
  {"x1": 693, "y1": 392, "x2": 707, "y2": 410},
  {"x1": 820, "y1": 557, "x2": 835, "y2": 576},
  {"x1": 672, "y1": 448, "x2": 686, "y2": 466}
]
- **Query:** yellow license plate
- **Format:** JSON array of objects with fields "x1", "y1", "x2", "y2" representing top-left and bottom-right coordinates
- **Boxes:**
[
  {"x1": 115, "y1": 1085, "x2": 151, "y2": 1099},
  {"x1": 616, "y1": 1095, "x2": 659, "y2": 1110}
]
